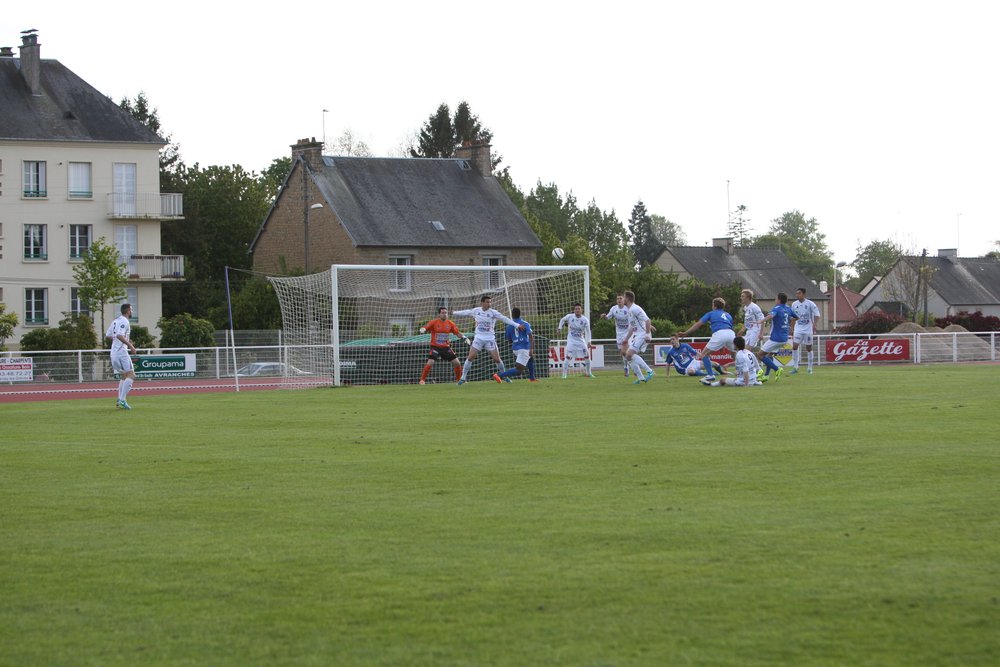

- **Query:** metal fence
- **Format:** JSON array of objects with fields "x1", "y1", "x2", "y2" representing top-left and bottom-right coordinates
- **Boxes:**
[{"x1": 2, "y1": 331, "x2": 996, "y2": 388}]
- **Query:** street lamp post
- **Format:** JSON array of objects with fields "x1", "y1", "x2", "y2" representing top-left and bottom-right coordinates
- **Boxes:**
[
  {"x1": 305, "y1": 203, "x2": 323, "y2": 273},
  {"x1": 832, "y1": 260, "x2": 848, "y2": 332}
]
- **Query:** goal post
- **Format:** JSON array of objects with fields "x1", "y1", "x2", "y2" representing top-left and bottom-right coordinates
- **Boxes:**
[{"x1": 269, "y1": 264, "x2": 590, "y2": 386}]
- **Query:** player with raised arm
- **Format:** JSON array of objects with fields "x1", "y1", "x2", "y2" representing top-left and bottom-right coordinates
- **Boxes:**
[
  {"x1": 453, "y1": 295, "x2": 524, "y2": 385},
  {"x1": 702, "y1": 336, "x2": 761, "y2": 387},
  {"x1": 599, "y1": 294, "x2": 633, "y2": 376},
  {"x1": 789, "y1": 287, "x2": 822, "y2": 374},
  {"x1": 557, "y1": 303, "x2": 593, "y2": 378},
  {"x1": 494, "y1": 307, "x2": 537, "y2": 383},
  {"x1": 661, "y1": 335, "x2": 727, "y2": 377},
  {"x1": 678, "y1": 297, "x2": 736, "y2": 383},
  {"x1": 622, "y1": 290, "x2": 655, "y2": 384},
  {"x1": 105, "y1": 303, "x2": 137, "y2": 410},
  {"x1": 418, "y1": 307, "x2": 468, "y2": 384},
  {"x1": 759, "y1": 292, "x2": 797, "y2": 381}
]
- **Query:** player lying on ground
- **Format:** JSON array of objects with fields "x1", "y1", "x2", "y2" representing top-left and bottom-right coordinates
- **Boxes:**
[
  {"x1": 661, "y1": 335, "x2": 727, "y2": 376},
  {"x1": 702, "y1": 335, "x2": 762, "y2": 387}
]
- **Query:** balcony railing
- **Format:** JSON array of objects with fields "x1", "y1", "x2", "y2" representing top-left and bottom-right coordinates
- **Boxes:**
[
  {"x1": 126, "y1": 254, "x2": 185, "y2": 281},
  {"x1": 106, "y1": 192, "x2": 184, "y2": 220}
]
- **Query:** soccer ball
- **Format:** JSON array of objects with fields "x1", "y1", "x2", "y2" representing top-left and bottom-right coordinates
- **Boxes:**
[{"x1": 552, "y1": 247, "x2": 565, "y2": 260}]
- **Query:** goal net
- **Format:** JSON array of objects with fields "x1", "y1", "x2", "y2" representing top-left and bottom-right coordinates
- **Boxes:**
[{"x1": 269, "y1": 264, "x2": 590, "y2": 386}]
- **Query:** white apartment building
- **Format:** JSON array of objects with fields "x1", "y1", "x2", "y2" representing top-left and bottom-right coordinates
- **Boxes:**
[{"x1": 0, "y1": 31, "x2": 183, "y2": 349}]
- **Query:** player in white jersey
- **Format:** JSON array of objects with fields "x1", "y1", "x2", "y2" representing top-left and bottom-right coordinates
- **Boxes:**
[
  {"x1": 738, "y1": 289, "x2": 765, "y2": 352},
  {"x1": 599, "y1": 294, "x2": 633, "y2": 376},
  {"x1": 702, "y1": 336, "x2": 762, "y2": 387},
  {"x1": 789, "y1": 287, "x2": 822, "y2": 374},
  {"x1": 557, "y1": 303, "x2": 593, "y2": 378},
  {"x1": 453, "y1": 295, "x2": 523, "y2": 385},
  {"x1": 622, "y1": 290, "x2": 655, "y2": 384},
  {"x1": 105, "y1": 303, "x2": 138, "y2": 409}
]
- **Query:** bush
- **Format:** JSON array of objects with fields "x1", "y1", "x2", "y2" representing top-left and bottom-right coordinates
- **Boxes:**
[
  {"x1": 130, "y1": 325, "x2": 156, "y2": 349},
  {"x1": 20, "y1": 314, "x2": 98, "y2": 351},
  {"x1": 838, "y1": 310, "x2": 907, "y2": 334},
  {"x1": 934, "y1": 311, "x2": 1000, "y2": 332},
  {"x1": 158, "y1": 313, "x2": 215, "y2": 348}
]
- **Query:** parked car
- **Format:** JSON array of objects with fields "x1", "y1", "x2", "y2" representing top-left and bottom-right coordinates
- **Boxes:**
[{"x1": 236, "y1": 362, "x2": 312, "y2": 377}]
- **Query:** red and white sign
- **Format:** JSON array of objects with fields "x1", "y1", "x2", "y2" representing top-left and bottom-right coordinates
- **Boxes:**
[
  {"x1": 688, "y1": 342, "x2": 735, "y2": 364},
  {"x1": 0, "y1": 357, "x2": 34, "y2": 382},
  {"x1": 548, "y1": 344, "x2": 605, "y2": 369},
  {"x1": 825, "y1": 338, "x2": 910, "y2": 363}
]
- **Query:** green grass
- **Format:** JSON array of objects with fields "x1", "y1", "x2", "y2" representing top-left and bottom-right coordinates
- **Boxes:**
[{"x1": 2, "y1": 365, "x2": 999, "y2": 666}]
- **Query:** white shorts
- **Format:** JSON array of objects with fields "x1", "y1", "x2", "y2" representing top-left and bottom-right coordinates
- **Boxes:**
[
  {"x1": 705, "y1": 329, "x2": 736, "y2": 352},
  {"x1": 615, "y1": 329, "x2": 630, "y2": 346},
  {"x1": 793, "y1": 330, "x2": 813, "y2": 346},
  {"x1": 743, "y1": 327, "x2": 762, "y2": 348},
  {"x1": 565, "y1": 340, "x2": 589, "y2": 358},
  {"x1": 471, "y1": 337, "x2": 498, "y2": 352},
  {"x1": 722, "y1": 376, "x2": 760, "y2": 386},
  {"x1": 514, "y1": 349, "x2": 531, "y2": 366},
  {"x1": 111, "y1": 350, "x2": 134, "y2": 374},
  {"x1": 761, "y1": 339, "x2": 787, "y2": 354},
  {"x1": 628, "y1": 333, "x2": 649, "y2": 354}
]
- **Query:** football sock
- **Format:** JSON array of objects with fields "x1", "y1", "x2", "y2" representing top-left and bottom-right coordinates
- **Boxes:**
[
  {"x1": 584, "y1": 360, "x2": 592, "y2": 375},
  {"x1": 496, "y1": 360, "x2": 506, "y2": 374},
  {"x1": 122, "y1": 377, "x2": 133, "y2": 400},
  {"x1": 807, "y1": 351, "x2": 813, "y2": 371},
  {"x1": 117, "y1": 381, "x2": 125, "y2": 402},
  {"x1": 702, "y1": 357, "x2": 714, "y2": 375},
  {"x1": 629, "y1": 357, "x2": 643, "y2": 376},
  {"x1": 527, "y1": 357, "x2": 536, "y2": 380},
  {"x1": 461, "y1": 359, "x2": 472, "y2": 380},
  {"x1": 420, "y1": 364, "x2": 432, "y2": 383},
  {"x1": 635, "y1": 356, "x2": 652, "y2": 373},
  {"x1": 499, "y1": 367, "x2": 519, "y2": 378},
  {"x1": 453, "y1": 365, "x2": 462, "y2": 381}
]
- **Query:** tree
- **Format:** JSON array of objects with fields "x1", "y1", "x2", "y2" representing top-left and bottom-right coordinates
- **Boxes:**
[
  {"x1": 748, "y1": 210, "x2": 832, "y2": 282},
  {"x1": 847, "y1": 238, "x2": 903, "y2": 291},
  {"x1": 328, "y1": 129, "x2": 372, "y2": 157},
  {"x1": 158, "y1": 313, "x2": 215, "y2": 348},
  {"x1": 728, "y1": 204, "x2": 752, "y2": 246},
  {"x1": 411, "y1": 103, "x2": 455, "y2": 158},
  {"x1": 628, "y1": 200, "x2": 665, "y2": 269},
  {"x1": 73, "y1": 238, "x2": 128, "y2": 336},
  {"x1": 119, "y1": 92, "x2": 183, "y2": 189},
  {"x1": 410, "y1": 101, "x2": 494, "y2": 159},
  {"x1": 0, "y1": 303, "x2": 18, "y2": 351},
  {"x1": 881, "y1": 254, "x2": 936, "y2": 323},
  {"x1": 650, "y1": 215, "x2": 686, "y2": 247},
  {"x1": 985, "y1": 241, "x2": 1000, "y2": 260}
]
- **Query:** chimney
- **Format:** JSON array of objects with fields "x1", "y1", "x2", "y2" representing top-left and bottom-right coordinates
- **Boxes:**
[
  {"x1": 712, "y1": 237, "x2": 735, "y2": 255},
  {"x1": 291, "y1": 137, "x2": 324, "y2": 170},
  {"x1": 0, "y1": 46, "x2": 15, "y2": 58},
  {"x1": 937, "y1": 248, "x2": 958, "y2": 262},
  {"x1": 454, "y1": 140, "x2": 492, "y2": 177},
  {"x1": 19, "y1": 30, "x2": 42, "y2": 96}
]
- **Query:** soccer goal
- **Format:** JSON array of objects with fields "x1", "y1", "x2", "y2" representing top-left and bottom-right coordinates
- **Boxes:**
[{"x1": 269, "y1": 264, "x2": 590, "y2": 386}]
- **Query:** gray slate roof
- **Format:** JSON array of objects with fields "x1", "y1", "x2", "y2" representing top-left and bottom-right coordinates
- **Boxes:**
[
  {"x1": 662, "y1": 246, "x2": 828, "y2": 300},
  {"x1": 0, "y1": 57, "x2": 163, "y2": 144},
  {"x1": 310, "y1": 156, "x2": 541, "y2": 248},
  {"x1": 906, "y1": 256, "x2": 1000, "y2": 306}
]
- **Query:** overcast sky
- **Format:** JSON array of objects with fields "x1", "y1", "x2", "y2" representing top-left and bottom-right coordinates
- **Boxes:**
[{"x1": 6, "y1": 1, "x2": 999, "y2": 271}]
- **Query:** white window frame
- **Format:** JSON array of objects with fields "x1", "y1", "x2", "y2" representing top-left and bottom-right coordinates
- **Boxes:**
[
  {"x1": 23, "y1": 224, "x2": 47, "y2": 260},
  {"x1": 69, "y1": 224, "x2": 93, "y2": 260},
  {"x1": 482, "y1": 256, "x2": 505, "y2": 291},
  {"x1": 68, "y1": 162, "x2": 93, "y2": 198},
  {"x1": 23, "y1": 160, "x2": 47, "y2": 198},
  {"x1": 70, "y1": 287, "x2": 90, "y2": 318},
  {"x1": 25, "y1": 288, "x2": 48, "y2": 325},
  {"x1": 112, "y1": 162, "x2": 137, "y2": 216},
  {"x1": 388, "y1": 255, "x2": 413, "y2": 292}
]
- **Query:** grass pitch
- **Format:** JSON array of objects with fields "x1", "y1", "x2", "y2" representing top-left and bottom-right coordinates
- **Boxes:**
[{"x1": 2, "y1": 364, "x2": 999, "y2": 666}]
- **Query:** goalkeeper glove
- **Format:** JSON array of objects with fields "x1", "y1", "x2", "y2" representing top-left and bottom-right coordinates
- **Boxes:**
[
  {"x1": 463, "y1": 337, "x2": 471, "y2": 345},
  {"x1": 419, "y1": 327, "x2": 426, "y2": 334}
]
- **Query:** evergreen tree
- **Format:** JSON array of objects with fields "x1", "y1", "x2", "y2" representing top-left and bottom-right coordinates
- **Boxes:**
[
  {"x1": 728, "y1": 204, "x2": 752, "y2": 246},
  {"x1": 411, "y1": 103, "x2": 455, "y2": 157},
  {"x1": 628, "y1": 200, "x2": 665, "y2": 269}
]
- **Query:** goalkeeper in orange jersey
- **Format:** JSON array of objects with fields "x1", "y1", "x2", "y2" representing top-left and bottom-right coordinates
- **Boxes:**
[{"x1": 418, "y1": 307, "x2": 469, "y2": 384}]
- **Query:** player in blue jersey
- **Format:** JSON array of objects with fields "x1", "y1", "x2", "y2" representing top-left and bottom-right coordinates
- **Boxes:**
[
  {"x1": 758, "y1": 292, "x2": 798, "y2": 381},
  {"x1": 494, "y1": 307, "x2": 537, "y2": 383},
  {"x1": 660, "y1": 335, "x2": 727, "y2": 376},
  {"x1": 677, "y1": 297, "x2": 736, "y2": 382}
]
